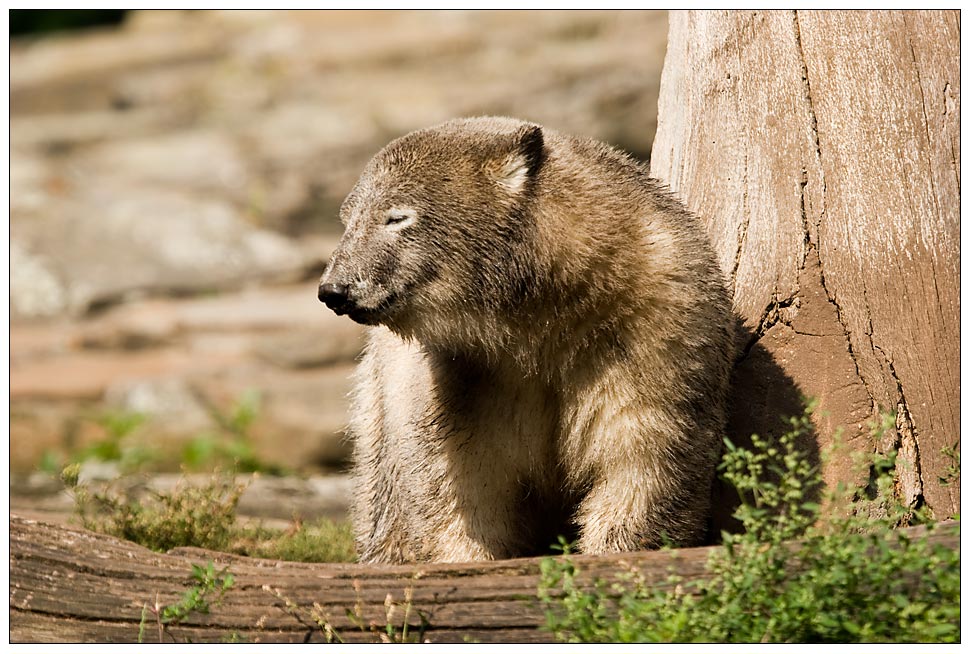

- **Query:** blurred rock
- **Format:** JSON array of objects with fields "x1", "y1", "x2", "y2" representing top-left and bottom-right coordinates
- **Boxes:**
[
  {"x1": 75, "y1": 129, "x2": 250, "y2": 199},
  {"x1": 10, "y1": 347, "x2": 228, "y2": 401},
  {"x1": 10, "y1": 16, "x2": 225, "y2": 113},
  {"x1": 12, "y1": 184, "x2": 316, "y2": 316},
  {"x1": 10, "y1": 281, "x2": 364, "y2": 474},
  {"x1": 8, "y1": 9, "x2": 667, "y2": 487},
  {"x1": 73, "y1": 283, "x2": 353, "y2": 347},
  {"x1": 77, "y1": 459, "x2": 122, "y2": 484},
  {"x1": 9, "y1": 399, "x2": 91, "y2": 472},
  {"x1": 193, "y1": 363, "x2": 357, "y2": 470},
  {"x1": 169, "y1": 284, "x2": 330, "y2": 332},
  {"x1": 104, "y1": 377, "x2": 214, "y2": 434},
  {"x1": 248, "y1": 102, "x2": 378, "y2": 168},
  {"x1": 10, "y1": 322, "x2": 75, "y2": 365},
  {"x1": 9, "y1": 150, "x2": 52, "y2": 214},
  {"x1": 10, "y1": 240, "x2": 69, "y2": 319},
  {"x1": 10, "y1": 107, "x2": 180, "y2": 150},
  {"x1": 11, "y1": 9, "x2": 666, "y2": 233},
  {"x1": 10, "y1": 471, "x2": 353, "y2": 525},
  {"x1": 236, "y1": 473, "x2": 352, "y2": 521},
  {"x1": 255, "y1": 328, "x2": 364, "y2": 369}
]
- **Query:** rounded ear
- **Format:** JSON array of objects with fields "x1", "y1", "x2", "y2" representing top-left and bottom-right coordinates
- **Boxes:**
[
  {"x1": 490, "y1": 124, "x2": 546, "y2": 193},
  {"x1": 514, "y1": 124, "x2": 545, "y2": 177}
]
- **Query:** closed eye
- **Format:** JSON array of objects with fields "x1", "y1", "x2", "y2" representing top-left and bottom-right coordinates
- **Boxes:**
[{"x1": 385, "y1": 208, "x2": 417, "y2": 230}]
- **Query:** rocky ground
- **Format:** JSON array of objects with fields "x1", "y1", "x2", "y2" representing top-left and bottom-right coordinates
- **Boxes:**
[{"x1": 9, "y1": 9, "x2": 667, "y2": 523}]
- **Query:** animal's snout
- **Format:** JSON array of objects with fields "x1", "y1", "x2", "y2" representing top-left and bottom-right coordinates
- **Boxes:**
[{"x1": 318, "y1": 282, "x2": 354, "y2": 314}]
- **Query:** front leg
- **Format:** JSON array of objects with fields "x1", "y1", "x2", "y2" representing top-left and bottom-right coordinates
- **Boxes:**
[
  {"x1": 575, "y1": 457, "x2": 710, "y2": 553},
  {"x1": 422, "y1": 433, "x2": 535, "y2": 562},
  {"x1": 568, "y1": 381, "x2": 719, "y2": 554},
  {"x1": 577, "y1": 469, "x2": 652, "y2": 553},
  {"x1": 414, "y1": 353, "x2": 558, "y2": 562},
  {"x1": 353, "y1": 331, "x2": 545, "y2": 562}
]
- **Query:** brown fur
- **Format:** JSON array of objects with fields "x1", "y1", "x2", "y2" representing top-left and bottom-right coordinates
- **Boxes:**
[{"x1": 318, "y1": 117, "x2": 733, "y2": 563}]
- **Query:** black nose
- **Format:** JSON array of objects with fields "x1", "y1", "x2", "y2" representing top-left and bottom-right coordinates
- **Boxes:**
[{"x1": 318, "y1": 282, "x2": 351, "y2": 313}]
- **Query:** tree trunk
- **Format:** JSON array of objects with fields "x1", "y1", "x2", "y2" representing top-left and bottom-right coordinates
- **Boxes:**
[{"x1": 651, "y1": 10, "x2": 959, "y2": 520}]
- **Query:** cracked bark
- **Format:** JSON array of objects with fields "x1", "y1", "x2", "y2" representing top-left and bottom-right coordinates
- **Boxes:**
[{"x1": 652, "y1": 10, "x2": 959, "y2": 519}]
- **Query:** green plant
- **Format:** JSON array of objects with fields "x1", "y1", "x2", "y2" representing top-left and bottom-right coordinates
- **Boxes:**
[
  {"x1": 372, "y1": 585, "x2": 429, "y2": 644},
  {"x1": 37, "y1": 449, "x2": 65, "y2": 475},
  {"x1": 38, "y1": 392, "x2": 287, "y2": 476},
  {"x1": 233, "y1": 518, "x2": 356, "y2": 563},
  {"x1": 183, "y1": 391, "x2": 287, "y2": 475},
  {"x1": 63, "y1": 467, "x2": 246, "y2": 552},
  {"x1": 139, "y1": 561, "x2": 235, "y2": 643},
  {"x1": 938, "y1": 442, "x2": 960, "y2": 488},
  {"x1": 264, "y1": 585, "x2": 345, "y2": 643},
  {"x1": 538, "y1": 407, "x2": 960, "y2": 643},
  {"x1": 265, "y1": 575, "x2": 429, "y2": 643},
  {"x1": 62, "y1": 466, "x2": 355, "y2": 563},
  {"x1": 44, "y1": 409, "x2": 157, "y2": 474}
]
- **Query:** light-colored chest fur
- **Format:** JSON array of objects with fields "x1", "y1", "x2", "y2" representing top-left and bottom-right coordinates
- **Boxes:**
[{"x1": 363, "y1": 328, "x2": 562, "y2": 491}]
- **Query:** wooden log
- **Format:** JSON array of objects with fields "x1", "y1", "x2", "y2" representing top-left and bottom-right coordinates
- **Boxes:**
[
  {"x1": 8, "y1": 514, "x2": 959, "y2": 643},
  {"x1": 5, "y1": 513, "x2": 706, "y2": 644}
]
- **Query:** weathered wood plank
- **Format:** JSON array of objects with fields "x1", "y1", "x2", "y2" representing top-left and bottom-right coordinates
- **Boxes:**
[
  {"x1": 9, "y1": 609, "x2": 552, "y2": 644},
  {"x1": 6, "y1": 514, "x2": 701, "y2": 643},
  {"x1": 8, "y1": 514, "x2": 959, "y2": 644}
]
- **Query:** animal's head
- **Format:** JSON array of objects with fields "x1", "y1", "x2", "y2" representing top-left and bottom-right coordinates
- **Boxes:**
[{"x1": 318, "y1": 117, "x2": 546, "y2": 340}]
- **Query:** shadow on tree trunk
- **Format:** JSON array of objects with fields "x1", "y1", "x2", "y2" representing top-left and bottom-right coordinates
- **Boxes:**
[{"x1": 707, "y1": 316, "x2": 820, "y2": 542}]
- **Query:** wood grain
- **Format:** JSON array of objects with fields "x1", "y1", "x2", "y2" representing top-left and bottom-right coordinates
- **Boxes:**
[
  {"x1": 652, "y1": 10, "x2": 959, "y2": 517},
  {"x1": 8, "y1": 514, "x2": 959, "y2": 643}
]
